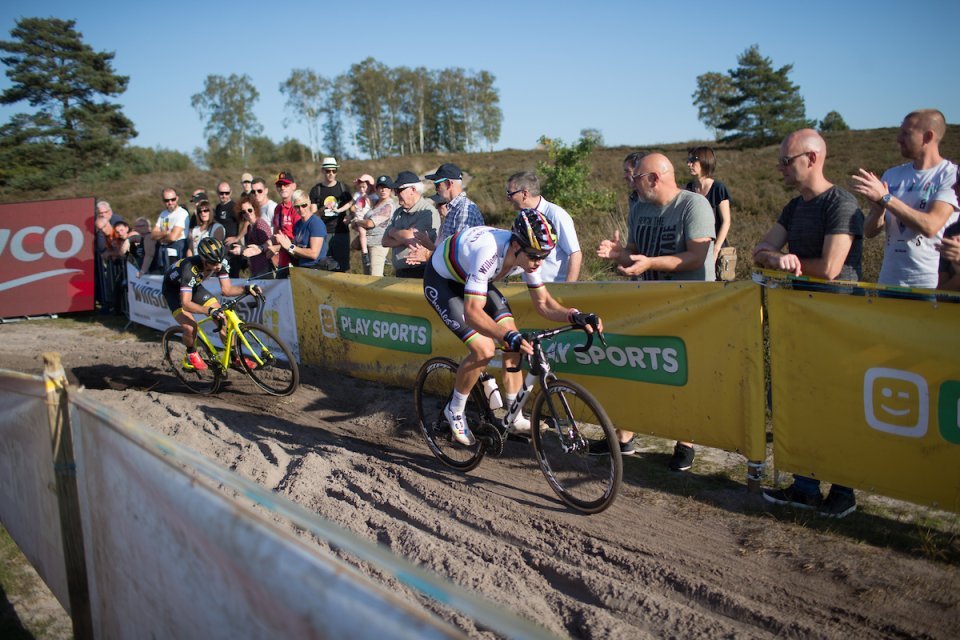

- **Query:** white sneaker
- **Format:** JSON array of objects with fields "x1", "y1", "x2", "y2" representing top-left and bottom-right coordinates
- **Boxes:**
[
  {"x1": 507, "y1": 414, "x2": 531, "y2": 434},
  {"x1": 444, "y1": 403, "x2": 475, "y2": 446}
]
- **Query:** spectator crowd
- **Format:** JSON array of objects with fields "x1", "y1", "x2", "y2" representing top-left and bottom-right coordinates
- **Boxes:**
[{"x1": 92, "y1": 109, "x2": 959, "y2": 518}]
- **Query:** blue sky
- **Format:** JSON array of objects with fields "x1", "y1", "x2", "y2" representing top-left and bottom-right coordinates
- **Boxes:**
[{"x1": 2, "y1": 0, "x2": 959, "y2": 157}]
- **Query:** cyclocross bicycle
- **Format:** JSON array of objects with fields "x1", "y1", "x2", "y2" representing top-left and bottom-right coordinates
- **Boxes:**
[
  {"x1": 161, "y1": 291, "x2": 299, "y2": 396},
  {"x1": 414, "y1": 322, "x2": 622, "y2": 514}
]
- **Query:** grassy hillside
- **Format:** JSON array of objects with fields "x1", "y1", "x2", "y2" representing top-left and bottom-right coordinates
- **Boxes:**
[{"x1": 4, "y1": 126, "x2": 959, "y2": 282}]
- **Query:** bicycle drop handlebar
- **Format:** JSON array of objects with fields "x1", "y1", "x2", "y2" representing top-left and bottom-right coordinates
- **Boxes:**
[{"x1": 522, "y1": 318, "x2": 607, "y2": 353}]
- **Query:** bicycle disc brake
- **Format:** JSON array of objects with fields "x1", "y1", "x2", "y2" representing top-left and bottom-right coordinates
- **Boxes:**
[{"x1": 474, "y1": 421, "x2": 505, "y2": 457}]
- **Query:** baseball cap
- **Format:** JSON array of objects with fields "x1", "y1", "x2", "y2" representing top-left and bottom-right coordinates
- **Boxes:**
[
  {"x1": 321, "y1": 157, "x2": 339, "y2": 169},
  {"x1": 241, "y1": 172, "x2": 253, "y2": 183},
  {"x1": 276, "y1": 170, "x2": 295, "y2": 185},
  {"x1": 425, "y1": 163, "x2": 462, "y2": 182},
  {"x1": 375, "y1": 175, "x2": 395, "y2": 189},
  {"x1": 394, "y1": 171, "x2": 421, "y2": 189}
]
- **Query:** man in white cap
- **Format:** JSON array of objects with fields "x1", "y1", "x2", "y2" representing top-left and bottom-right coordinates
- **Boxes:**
[
  {"x1": 382, "y1": 171, "x2": 440, "y2": 278},
  {"x1": 309, "y1": 157, "x2": 352, "y2": 272},
  {"x1": 240, "y1": 172, "x2": 253, "y2": 198}
]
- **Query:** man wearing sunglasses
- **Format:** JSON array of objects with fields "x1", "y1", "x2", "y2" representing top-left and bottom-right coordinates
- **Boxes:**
[
  {"x1": 505, "y1": 171, "x2": 582, "y2": 282},
  {"x1": 151, "y1": 187, "x2": 190, "y2": 272},
  {"x1": 270, "y1": 170, "x2": 302, "y2": 274},
  {"x1": 251, "y1": 177, "x2": 277, "y2": 226},
  {"x1": 309, "y1": 157, "x2": 353, "y2": 272},
  {"x1": 422, "y1": 209, "x2": 602, "y2": 445},
  {"x1": 596, "y1": 152, "x2": 715, "y2": 466}
]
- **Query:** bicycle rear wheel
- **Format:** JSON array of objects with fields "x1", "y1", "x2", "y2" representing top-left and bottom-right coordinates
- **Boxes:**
[
  {"x1": 162, "y1": 327, "x2": 222, "y2": 395},
  {"x1": 531, "y1": 379, "x2": 622, "y2": 513},
  {"x1": 414, "y1": 357, "x2": 486, "y2": 471},
  {"x1": 235, "y1": 323, "x2": 299, "y2": 396}
]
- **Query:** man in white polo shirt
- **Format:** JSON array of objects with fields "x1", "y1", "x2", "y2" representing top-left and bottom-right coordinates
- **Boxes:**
[{"x1": 505, "y1": 171, "x2": 582, "y2": 282}]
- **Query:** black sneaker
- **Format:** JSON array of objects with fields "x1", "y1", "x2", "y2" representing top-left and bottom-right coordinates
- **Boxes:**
[
  {"x1": 763, "y1": 484, "x2": 822, "y2": 510},
  {"x1": 588, "y1": 437, "x2": 636, "y2": 456},
  {"x1": 667, "y1": 443, "x2": 695, "y2": 471},
  {"x1": 819, "y1": 490, "x2": 856, "y2": 519}
]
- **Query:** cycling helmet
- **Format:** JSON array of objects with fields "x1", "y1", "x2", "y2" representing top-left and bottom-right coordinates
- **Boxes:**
[
  {"x1": 197, "y1": 237, "x2": 225, "y2": 264},
  {"x1": 511, "y1": 208, "x2": 557, "y2": 254}
]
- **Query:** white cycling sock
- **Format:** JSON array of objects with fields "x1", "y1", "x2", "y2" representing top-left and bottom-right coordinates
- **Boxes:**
[
  {"x1": 449, "y1": 390, "x2": 469, "y2": 414},
  {"x1": 505, "y1": 393, "x2": 517, "y2": 412}
]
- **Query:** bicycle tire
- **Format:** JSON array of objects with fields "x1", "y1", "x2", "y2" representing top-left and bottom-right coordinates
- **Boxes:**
[
  {"x1": 162, "y1": 327, "x2": 222, "y2": 395},
  {"x1": 234, "y1": 323, "x2": 299, "y2": 396},
  {"x1": 531, "y1": 379, "x2": 622, "y2": 513},
  {"x1": 414, "y1": 357, "x2": 487, "y2": 471}
]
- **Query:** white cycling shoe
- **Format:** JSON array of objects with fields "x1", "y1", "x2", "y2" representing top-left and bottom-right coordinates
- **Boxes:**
[
  {"x1": 444, "y1": 403, "x2": 476, "y2": 446},
  {"x1": 506, "y1": 414, "x2": 531, "y2": 434}
]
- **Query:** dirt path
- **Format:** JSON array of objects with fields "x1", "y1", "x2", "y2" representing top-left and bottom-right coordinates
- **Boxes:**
[{"x1": 1, "y1": 318, "x2": 958, "y2": 639}]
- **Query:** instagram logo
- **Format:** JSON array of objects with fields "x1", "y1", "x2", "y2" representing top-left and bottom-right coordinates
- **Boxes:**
[{"x1": 864, "y1": 368, "x2": 929, "y2": 437}]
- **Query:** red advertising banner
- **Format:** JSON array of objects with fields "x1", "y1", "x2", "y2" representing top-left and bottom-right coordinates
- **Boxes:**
[{"x1": 0, "y1": 197, "x2": 96, "y2": 318}]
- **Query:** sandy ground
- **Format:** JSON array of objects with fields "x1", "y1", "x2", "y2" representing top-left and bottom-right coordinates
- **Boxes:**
[{"x1": 1, "y1": 317, "x2": 958, "y2": 639}]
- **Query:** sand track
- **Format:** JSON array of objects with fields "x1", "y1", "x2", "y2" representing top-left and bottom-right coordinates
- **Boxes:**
[{"x1": 1, "y1": 319, "x2": 957, "y2": 639}]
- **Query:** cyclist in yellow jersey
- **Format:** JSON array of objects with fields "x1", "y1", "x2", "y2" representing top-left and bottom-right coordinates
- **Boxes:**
[{"x1": 162, "y1": 237, "x2": 261, "y2": 371}]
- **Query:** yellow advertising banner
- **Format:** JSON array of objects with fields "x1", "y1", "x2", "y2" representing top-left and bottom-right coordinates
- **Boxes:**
[
  {"x1": 292, "y1": 271, "x2": 765, "y2": 460},
  {"x1": 767, "y1": 287, "x2": 960, "y2": 511}
]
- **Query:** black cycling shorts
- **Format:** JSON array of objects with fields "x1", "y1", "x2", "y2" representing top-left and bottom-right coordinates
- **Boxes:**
[
  {"x1": 423, "y1": 261, "x2": 513, "y2": 344},
  {"x1": 163, "y1": 282, "x2": 216, "y2": 316}
]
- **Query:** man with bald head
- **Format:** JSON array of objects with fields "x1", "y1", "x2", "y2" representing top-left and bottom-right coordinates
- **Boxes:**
[
  {"x1": 851, "y1": 109, "x2": 959, "y2": 289},
  {"x1": 754, "y1": 128, "x2": 864, "y2": 519},
  {"x1": 598, "y1": 152, "x2": 715, "y2": 281},
  {"x1": 753, "y1": 129, "x2": 864, "y2": 281},
  {"x1": 596, "y1": 151, "x2": 715, "y2": 470}
]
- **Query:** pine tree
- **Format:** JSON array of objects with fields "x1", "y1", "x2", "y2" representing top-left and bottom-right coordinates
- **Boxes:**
[
  {"x1": 0, "y1": 17, "x2": 136, "y2": 183},
  {"x1": 819, "y1": 111, "x2": 850, "y2": 132},
  {"x1": 693, "y1": 45, "x2": 813, "y2": 147}
]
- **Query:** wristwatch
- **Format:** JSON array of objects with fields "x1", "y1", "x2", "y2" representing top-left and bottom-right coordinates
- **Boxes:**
[
  {"x1": 286, "y1": 245, "x2": 296, "y2": 256},
  {"x1": 879, "y1": 193, "x2": 892, "y2": 206}
]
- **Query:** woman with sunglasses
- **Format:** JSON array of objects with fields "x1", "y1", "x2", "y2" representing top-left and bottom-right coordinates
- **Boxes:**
[
  {"x1": 230, "y1": 195, "x2": 275, "y2": 279},
  {"x1": 187, "y1": 200, "x2": 225, "y2": 258},
  {"x1": 274, "y1": 190, "x2": 331, "y2": 269}
]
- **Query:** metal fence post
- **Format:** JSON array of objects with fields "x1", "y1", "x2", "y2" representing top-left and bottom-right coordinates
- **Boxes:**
[{"x1": 43, "y1": 352, "x2": 94, "y2": 640}]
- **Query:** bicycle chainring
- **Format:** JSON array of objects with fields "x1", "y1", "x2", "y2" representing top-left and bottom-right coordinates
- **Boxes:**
[{"x1": 475, "y1": 421, "x2": 505, "y2": 457}]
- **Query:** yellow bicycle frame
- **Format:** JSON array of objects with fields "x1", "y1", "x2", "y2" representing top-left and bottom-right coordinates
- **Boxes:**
[{"x1": 192, "y1": 308, "x2": 269, "y2": 371}]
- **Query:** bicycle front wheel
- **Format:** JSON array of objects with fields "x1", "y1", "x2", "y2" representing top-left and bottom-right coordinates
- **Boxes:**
[
  {"x1": 531, "y1": 379, "x2": 622, "y2": 514},
  {"x1": 162, "y1": 327, "x2": 222, "y2": 395},
  {"x1": 414, "y1": 357, "x2": 486, "y2": 471},
  {"x1": 235, "y1": 323, "x2": 299, "y2": 396}
]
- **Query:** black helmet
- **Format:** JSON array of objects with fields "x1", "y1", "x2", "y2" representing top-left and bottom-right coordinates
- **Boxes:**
[
  {"x1": 511, "y1": 208, "x2": 557, "y2": 253},
  {"x1": 197, "y1": 237, "x2": 225, "y2": 263}
]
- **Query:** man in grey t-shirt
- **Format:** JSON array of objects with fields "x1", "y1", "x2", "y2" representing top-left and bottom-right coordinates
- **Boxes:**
[
  {"x1": 595, "y1": 152, "x2": 715, "y2": 470},
  {"x1": 598, "y1": 152, "x2": 715, "y2": 281}
]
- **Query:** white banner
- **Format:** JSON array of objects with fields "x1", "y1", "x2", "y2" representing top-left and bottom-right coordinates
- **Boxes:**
[
  {"x1": 125, "y1": 263, "x2": 300, "y2": 360},
  {"x1": 0, "y1": 371, "x2": 71, "y2": 612},
  {"x1": 70, "y1": 397, "x2": 466, "y2": 639}
]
